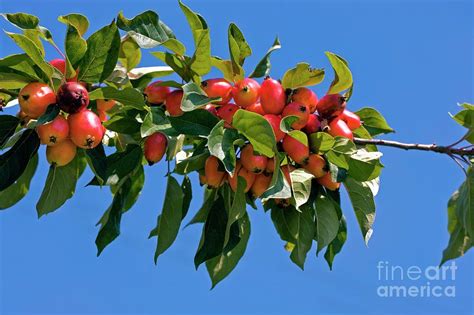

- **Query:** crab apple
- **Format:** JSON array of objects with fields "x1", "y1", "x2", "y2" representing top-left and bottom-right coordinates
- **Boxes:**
[
  {"x1": 46, "y1": 139, "x2": 77, "y2": 166},
  {"x1": 204, "y1": 104, "x2": 218, "y2": 116},
  {"x1": 303, "y1": 114, "x2": 321, "y2": 134},
  {"x1": 17, "y1": 110, "x2": 33, "y2": 127},
  {"x1": 201, "y1": 78, "x2": 232, "y2": 105},
  {"x1": 144, "y1": 81, "x2": 170, "y2": 105},
  {"x1": 229, "y1": 161, "x2": 256, "y2": 193},
  {"x1": 340, "y1": 109, "x2": 361, "y2": 130},
  {"x1": 316, "y1": 94, "x2": 346, "y2": 119},
  {"x1": 165, "y1": 90, "x2": 184, "y2": 117},
  {"x1": 282, "y1": 133, "x2": 309, "y2": 164},
  {"x1": 260, "y1": 77, "x2": 286, "y2": 115},
  {"x1": 291, "y1": 87, "x2": 318, "y2": 113},
  {"x1": 97, "y1": 109, "x2": 108, "y2": 122},
  {"x1": 57, "y1": 82, "x2": 89, "y2": 114},
  {"x1": 328, "y1": 118, "x2": 354, "y2": 140},
  {"x1": 317, "y1": 172, "x2": 340, "y2": 191},
  {"x1": 144, "y1": 132, "x2": 167, "y2": 165},
  {"x1": 50, "y1": 58, "x2": 66, "y2": 74},
  {"x1": 281, "y1": 164, "x2": 296, "y2": 185},
  {"x1": 250, "y1": 172, "x2": 272, "y2": 198},
  {"x1": 68, "y1": 109, "x2": 104, "y2": 149},
  {"x1": 232, "y1": 78, "x2": 260, "y2": 108},
  {"x1": 246, "y1": 102, "x2": 266, "y2": 115},
  {"x1": 265, "y1": 157, "x2": 276, "y2": 173},
  {"x1": 18, "y1": 82, "x2": 56, "y2": 119},
  {"x1": 199, "y1": 173, "x2": 207, "y2": 185},
  {"x1": 282, "y1": 102, "x2": 309, "y2": 130},
  {"x1": 36, "y1": 115, "x2": 69, "y2": 146},
  {"x1": 205, "y1": 156, "x2": 226, "y2": 188},
  {"x1": 96, "y1": 99, "x2": 116, "y2": 112},
  {"x1": 304, "y1": 154, "x2": 326, "y2": 178},
  {"x1": 217, "y1": 103, "x2": 239, "y2": 127},
  {"x1": 263, "y1": 114, "x2": 285, "y2": 142},
  {"x1": 240, "y1": 143, "x2": 268, "y2": 174}
]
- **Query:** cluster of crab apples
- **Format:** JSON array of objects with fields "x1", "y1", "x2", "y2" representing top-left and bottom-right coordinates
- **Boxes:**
[
  {"x1": 17, "y1": 59, "x2": 110, "y2": 166},
  {"x1": 142, "y1": 77, "x2": 362, "y2": 198}
]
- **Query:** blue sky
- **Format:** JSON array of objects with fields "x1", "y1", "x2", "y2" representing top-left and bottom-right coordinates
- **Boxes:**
[{"x1": 0, "y1": 0, "x2": 473, "y2": 314}]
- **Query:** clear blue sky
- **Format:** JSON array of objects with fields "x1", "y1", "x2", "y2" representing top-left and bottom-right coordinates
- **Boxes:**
[{"x1": 0, "y1": 0, "x2": 473, "y2": 314}]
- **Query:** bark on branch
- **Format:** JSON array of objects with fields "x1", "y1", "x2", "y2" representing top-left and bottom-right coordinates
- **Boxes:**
[{"x1": 353, "y1": 137, "x2": 474, "y2": 156}]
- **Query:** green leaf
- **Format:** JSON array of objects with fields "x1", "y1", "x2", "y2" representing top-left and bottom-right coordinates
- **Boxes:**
[
  {"x1": 228, "y1": 23, "x2": 252, "y2": 67},
  {"x1": 62, "y1": 22, "x2": 87, "y2": 70},
  {"x1": 261, "y1": 154, "x2": 291, "y2": 200},
  {"x1": 280, "y1": 115, "x2": 299, "y2": 133},
  {"x1": 290, "y1": 169, "x2": 313, "y2": 209},
  {"x1": 58, "y1": 14, "x2": 89, "y2": 35},
  {"x1": 0, "y1": 115, "x2": 20, "y2": 147},
  {"x1": 154, "y1": 175, "x2": 184, "y2": 263},
  {"x1": 211, "y1": 56, "x2": 243, "y2": 83},
  {"x1": 36, "y1": 154, "x2": 86, "y2": 217},
  {"x1": 355, "y1": 107, "x2": 394, "y2": 136},
  {"x1": 185, "y1": 188, "x2": 217, "y2": 227},
  {"x1": 103, "y1": 110, "x2": 141, "y2": 135},
  {"x1": 128, "y1": 65, "x2": 174, "y2": 82},
  {"x1": 309, "y1": 132, "x2": 335, "y2": 154},
  {"x1": 141, "y1": 107, "x2": 177, "y2": 137},
  {"x1": 77, "y1": 21, "x2": 121, "y2": 83},
  {"x1": 453, "y1": 167, "x2": 474, "y2": 238},
  {"x1": 117, "y1": 11, "x2": 178, "y2": 49},
  {"x1": 440, "y1": 187, "x2": 473, "y2": 265},
  {"x1": 35, "y1": 104, "x2": 59, "y2": 126},
  {"x1": 0, "y1": 129, "x2": 40, "y2": 191},
  {"x1": 181, "y1": 82, "x2": 220, "y2": 112},
  {"x1": 174, "y1": 151, "x2": 209, "y2": 175},
  {"x1": 224, "y1": 177, "x2": 247, "y2": 247},
  {"x1": 0, "y1": 153, "x2": 38, "y2": 210},
  {"x1": 207, "y1": 120, "x2": 239, "y2": 173},
  {"x1": 451, "y1": 109, "x2": 474, "y2": 129},
  {"x1": 194, "y1": 193, "x2": 228, "y2": 269},
  {"x1": 289, "y1": 204, "x2": 315, "y2": 269},
  {"x1": 168, "y1": 109, "x2": 219, "y2": 136},
  {"x1": 206, "y1": 214, "x2": 250, "y2": 288},
  {"x1": 249, "y1": 36, "x2": 281, "y2": 78},
  {"x1": 151, "y1": 51, "x2": 189, "y2": 81},
  {"x1": 85, "y1": 144, "x2": 107, "y2": 186},
  {"x1": 95, "y1": 176, "x2": 133, "y2": 255},
  {"x1": 89, "y1": 87, "x2": 146, "y2": 110},
  {"x1": 1, "y1": 13, "x2": 39, "y2": 29},
  {"x1": 6, "y1": 32, "x2": 55, "y2": 79},
  {"x1": 232, "y1": 109, "x2": 276, "y2": 158},
  {"x1": 347, "y1": 149, "x2": 383, "y2": 182},
  {"x1": 343, "y1": 177, "x2": 376, "y2": 245},
  {"x1": 325, "y1": 51, "x2": 353, "y2": 94},
  {"x1": 314, "y1": 194, "x2": 340, "y2": 254},
  {"x1": 181, "y1": 175, "x2": 193, "y2": 219},
  {"x1": 324, "y1": 216, "x2": 347, "y2": 270},
  {"x1": 88, "y1": 144, "x2": 142, "y2": 186},
  {"x1": 118, "y1": 36, "x2": 141, "y2": 71},
  {"x1": 281, "y1": 63, "x2": 325, "y2": 90},
  {"x1": 179, "y1": 0, "x2": 211, "y2": 76}
]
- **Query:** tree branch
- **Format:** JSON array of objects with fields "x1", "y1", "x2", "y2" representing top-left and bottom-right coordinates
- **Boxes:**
[{"x1": 353, "y1": 137, "x2": 474, "y2": 156}]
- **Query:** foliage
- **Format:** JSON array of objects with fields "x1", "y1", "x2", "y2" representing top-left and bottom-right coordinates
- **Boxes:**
[{"x1": 0, "y1": 5, "x2": 472, "y2": 288}]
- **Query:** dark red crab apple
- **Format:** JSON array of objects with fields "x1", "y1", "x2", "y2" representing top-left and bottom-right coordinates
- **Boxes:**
[
  {"x1": 291, "y1": 87, "x2": 318, "y2": 113},
  {"x1": 57, "y1": 82, "x2": 90, "y2": 114},
  {"x1": 328, "y1": 118, "x2": 354, "y2": 140},
  {"x1": 316, "y1": 94, "x2": 346, "y2": 120},
  {"x1": 165, "y1": 90, "x2": 184, "y2": 117},
  {"x1": 144, "y1": 81, "x2": 170, "y2": 105},
  {"x1": 282, "y1": 133, "x2": 310, "y2": 164},
  {"x1": 144, "y1": 132, "x2": 167, "y2": 165},
  {"x1": 340, "y1": 109, "x2": 361, "y2": 130},
  {"x1": 263, "y1": 114, "x2": 285, "y2": 142}
]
